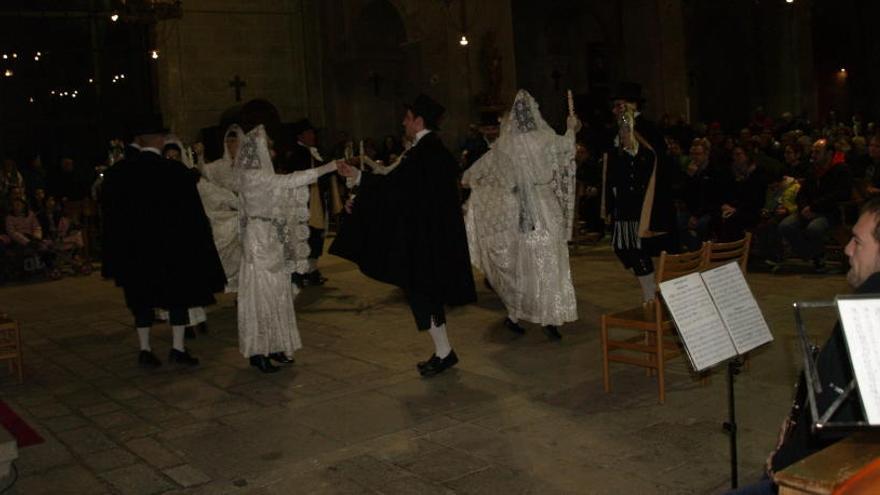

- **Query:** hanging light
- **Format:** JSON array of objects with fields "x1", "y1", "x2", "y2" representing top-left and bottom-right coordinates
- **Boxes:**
[
  {"x1": 11, "y1": 53, "x2": 17, "y2": 59},
  {"x1": 119, "y1": 73, "x2": 125, "y2": 79},
  {"x1": 1, "y1": 54, "x2": 7, "y2": 60},
  {"x1": 88, "y1": 78, "x2": 94, "y2": 84},
  {"x1": 36, "y1": 51, "x2": 41, "y2": 57},
  {"x1": 28, "y1": 97, "x2": 34, "y2": 103},
  {"x1": 150, "y1": 50, "x2": 159, "y2": 60},
  {"x1": 3, "y1": 69, "x2": 12, "y2": 77},
  {"x1": 110, "y1": 12, "x2": 120, "y2": 22},
  {"x1": 459, "y1": 35, "x2": 469, "y2": 46}
]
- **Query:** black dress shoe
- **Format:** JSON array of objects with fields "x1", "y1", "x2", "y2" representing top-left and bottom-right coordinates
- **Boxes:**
[
  {"x1": 184, "y1": 326, "x2": 196, "y2": 339},
  {"x1": 419, "y1": 350, "x2": 458, "y2": 377},
  {"x1": 138, "y1": 350, "x2": 161, "y2": 368},
  {"x1": 307, "y1": 270, "x2": 327, "y2": 286},
  {"x1": 291, "y1": 272, "x2": 306, "y2": 289},
  {"x1": 268, "y1": 352, "x2": 295, "y2": 365},
  {"x1": 542, "y1": 325, "x2": 563, "y2": 341},
  {"x1": 197, "y1": 322, "x2": 209, "y2": 334},
  {"x1": 168, "y1": 348, "x2": 199, "y2": 366},
  {"x1": 504, "y1": 318, "x2": 525, "y2": 335},
  {"x1": 250, "y1": 355, "x2": 280, "y2": 373},
  {"x1": 417, "y1": 354, "x2": 437, "y2": 370}
]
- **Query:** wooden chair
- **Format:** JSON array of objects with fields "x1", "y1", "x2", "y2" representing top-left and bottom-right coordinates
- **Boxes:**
[
  {"x1": 601, "y1": 244, "x2": 708, "y2": 404},
  {"x1": 705, "y1": 233, "x2": 753, "y2": 371},
  {"x1": 705, "y1": 232, "x2": 752, "y2": 272},
  {"x1": 0, "y1": 314, "x2": 23, "y2": 383}
]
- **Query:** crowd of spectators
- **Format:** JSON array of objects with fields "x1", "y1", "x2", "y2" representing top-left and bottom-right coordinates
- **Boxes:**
[
  {"x1": 575, "y1": 108, "x2": 874, "y2": 272},
  {"x1": 0, "y1": 154, "x2": 92, "y2": 281}
]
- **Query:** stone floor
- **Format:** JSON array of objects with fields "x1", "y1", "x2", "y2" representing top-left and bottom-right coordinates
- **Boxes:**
[{"x1": 0, "y1": 243, "x2": 850, "y2": 494}]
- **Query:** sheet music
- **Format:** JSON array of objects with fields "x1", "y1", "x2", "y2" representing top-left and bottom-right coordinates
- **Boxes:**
[
  {"x1": 701, "y1": 262, "x2": 773, "y2": 354},
  {"x1": 836, "y1": 297, "x2": 880, "y2": 425},
  {"x1": 659, "y1": 273, "x2": 737, "y2": 371}
]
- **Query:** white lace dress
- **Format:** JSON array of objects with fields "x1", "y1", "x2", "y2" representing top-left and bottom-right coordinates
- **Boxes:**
[
  {"x1": 463, "y1": 90, "x2": 578, "y2": 326},
  {"x1": 198, "y1": 125, "x2": 244, "y2": 291},
  {"x1": 235, "y1": 126, "x2": 335, "y2": 358}
]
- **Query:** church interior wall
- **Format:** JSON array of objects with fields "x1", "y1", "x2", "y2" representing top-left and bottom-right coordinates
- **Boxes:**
[{"x1": 155, "y1": 0, "x2": 312, "y2": 142}]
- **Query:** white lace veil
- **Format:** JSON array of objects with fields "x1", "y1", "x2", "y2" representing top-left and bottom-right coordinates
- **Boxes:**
[
  {"x1": 490, "y1": 90, "x2": 577, "y2": 239},
  {"x1": 233, "y1": 125, "x2": 274, "y2": 187}
]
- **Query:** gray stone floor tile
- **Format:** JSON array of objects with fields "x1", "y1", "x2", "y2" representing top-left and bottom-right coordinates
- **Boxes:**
[
  {"x1": 99, "y1": 463, "x2": 176, "y2": 495},
  {"x1": 82, "y1": 447, "x2": 139, "y2": 472}
]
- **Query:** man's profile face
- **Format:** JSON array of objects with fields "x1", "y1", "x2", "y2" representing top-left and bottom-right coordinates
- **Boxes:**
[
  {"x1": 164, "y1": 149, "x2": 181, "y2": 161},
  {"x1": 844, "y1": 212, "x2": 880, "y2": 288},
  {"x1": 402, "y1": 110, "x2": 422, "y2": 140},
  {"x1": 299, "y1": 129, "x2": 316, "y2": 147}
]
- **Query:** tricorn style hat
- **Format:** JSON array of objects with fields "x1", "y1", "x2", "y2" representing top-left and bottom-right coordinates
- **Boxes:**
[
  {"x1": 610, "y1": 82, "x2": 645, "y2": 104},
  {"x1": 130, "y1": 114, "x2": 169, "y2": 137},
  {"x1": 405, "y1": 93, "x2": 445, "y2": 129},
  {"x1": 291, "y1": 118, "x2": 316, "y2": 136}
]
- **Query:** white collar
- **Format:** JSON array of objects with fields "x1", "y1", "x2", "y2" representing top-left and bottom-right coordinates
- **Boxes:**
[
  {"x1": 413, "y1": 129, "x2": 431, "y2": 146},
  {"x1": 141, "y1": 147, "x2": 161, "y2": 156},
  {"x1": 129, "y1": 143, "x2": 142, "y2": 150}
]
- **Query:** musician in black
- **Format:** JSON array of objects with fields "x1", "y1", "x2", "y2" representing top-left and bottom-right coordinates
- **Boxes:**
[{"x1": 730, "y1": 198, "x2": 880, "y2": 494}]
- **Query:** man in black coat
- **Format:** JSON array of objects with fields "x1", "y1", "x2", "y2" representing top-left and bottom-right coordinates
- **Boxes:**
[
  {"x1": 101, "y1": 116, "x2": 226, "y2": 368},
  {"x1": 607, "y1": 82, "x2": 678, "y2": 254},
  {"x1": 332, "y1": 94, "x2": 477, "y2": 377},
  {"x1": 731, "y1": 198, "x2": 880, "y2": 495}
]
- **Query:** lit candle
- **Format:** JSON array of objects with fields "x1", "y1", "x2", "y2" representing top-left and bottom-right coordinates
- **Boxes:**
[{"x1": 567, "y1": 89, "x2": 574, "y2": 117}]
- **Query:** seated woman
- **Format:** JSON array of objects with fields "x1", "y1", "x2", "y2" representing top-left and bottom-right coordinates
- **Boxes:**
[
  {"x1": 6, "y1": 198, "x2": 46, "y2": 249},
  {"x1": 5, "y1": 197, "x2": 57, "y2": 277},
  {"x1": 39, "y1": 196, "x2": 85, "y2": 251}
]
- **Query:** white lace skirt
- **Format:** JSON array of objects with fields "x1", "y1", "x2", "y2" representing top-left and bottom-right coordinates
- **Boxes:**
[{"x1": 237, "y1": 219, "x2": 302, "y2": 357}]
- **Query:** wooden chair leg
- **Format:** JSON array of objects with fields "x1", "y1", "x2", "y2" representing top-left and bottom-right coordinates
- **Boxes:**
[
  {"x1": 656, "y1": 325, "x2": 665, "y2": 404},
  {"x1": 645, "y1": 331, "x2": 654, "y2": 376},
  {"x1": 601, "y1": 316, "x2": 610, "y2": 393}
]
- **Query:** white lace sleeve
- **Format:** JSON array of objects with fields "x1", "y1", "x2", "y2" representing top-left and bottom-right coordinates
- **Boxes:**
[{"x1": 276, "y1": 162, "x2": 335, "y2": 189}]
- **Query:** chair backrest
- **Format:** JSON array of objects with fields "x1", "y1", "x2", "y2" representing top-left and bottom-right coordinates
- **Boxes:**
[
  {"x1": 706, "y1": 232, "x2": 752, "y2": 273},
  {"x1": 656, "y1": 243, "x2": 709, "y2": 284}
]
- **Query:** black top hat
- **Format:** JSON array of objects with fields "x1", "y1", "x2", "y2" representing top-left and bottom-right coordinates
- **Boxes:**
[
  {"x1": 406, "y1": 94, "x2": 445, "y2": 129},
  {"x1": 610, "y1": 82, "x2": 645, "y2": 103},
  {"x1": 163, "y1": 142, "x2": 182, "y2": 154},
  {"x1": 130, "y1": 114, "x2": 169, "y2": 137},
  {"x1": 291, "y1": 118, "x2": 315, "y2": 136}
]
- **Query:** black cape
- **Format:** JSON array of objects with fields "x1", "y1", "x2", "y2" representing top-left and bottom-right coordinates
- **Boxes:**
[
  {"x1": 101, "y1": 150, "x2": 226, "y2": 309},
  {"x1": 330, "y1": 132, "x2": 476, "y2": 306}
]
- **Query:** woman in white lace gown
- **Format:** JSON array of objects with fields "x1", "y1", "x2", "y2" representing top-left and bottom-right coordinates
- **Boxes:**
[
  {"x1": 235, "y1": 125, "x2": 339, "y2": 373},
  {"x1": 199, "y1": 125, "x2": 244, "y2": 291},
  {"x1": 463, "y1": 90, "x2": 579, "y2": 339}
]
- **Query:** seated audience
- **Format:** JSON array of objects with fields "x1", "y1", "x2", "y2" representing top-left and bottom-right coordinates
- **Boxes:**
[
  {"x1": 778, "y1": 138, "x2": 853, "y2": 271},
  {"x1": 754, "y1": 170, "x2": 800, "y2": 264}
]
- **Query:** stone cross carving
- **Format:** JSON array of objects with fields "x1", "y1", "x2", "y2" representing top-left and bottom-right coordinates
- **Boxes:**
[{"x1": 229, "y1": 75, "x2": 246, "y2": 102}]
